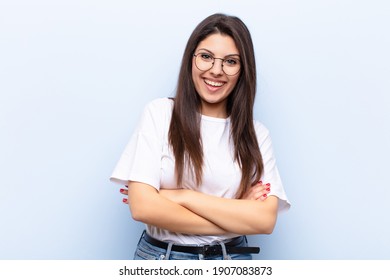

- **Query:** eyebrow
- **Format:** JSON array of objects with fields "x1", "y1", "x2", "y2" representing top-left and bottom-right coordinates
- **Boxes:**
[{"x1": 197, "y1": 48, "x2": 240, "y2": 58}]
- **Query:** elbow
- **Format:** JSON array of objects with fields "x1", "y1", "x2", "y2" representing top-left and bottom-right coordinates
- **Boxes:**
[
  {"x1": 261, "y1": 221, "x2": 276, "y2": 235},
  {"x1": 253, "y1": 197, "x2": 278, "y2": 234},
  {"x1": 252, "y1": 214, "x2": 277, "y2": 235},
  {"x1": 129, "y1": 203, "x2": 148, "y2": 223},
  {"x1": 127, "y1": 182, "x2": 159, "y2": 223},
  {"x1": 130, "y1": 210, "x2": 143, "y2": 222}
]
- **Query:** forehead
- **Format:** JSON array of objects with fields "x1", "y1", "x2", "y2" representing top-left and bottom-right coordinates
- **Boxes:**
[{"x1": 196, "y1": 33, "x2": 239, "y2": 55}]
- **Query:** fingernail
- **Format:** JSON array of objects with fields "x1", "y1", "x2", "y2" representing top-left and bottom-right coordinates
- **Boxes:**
[
  {"x1": 258, "y1": 181, "x2": 263, "y2": 184},
  {"x1": 266, "y1": 188, "x2": 270, "y2": 192},
  {"x1": 122, "y1": 198, "x2": 127, "y2": 203},
  {"x1": 120, "y1": 189, "x2": 124, "y2": 193},
  {"x1": 263, "y1": 194, "x2": 267, "y2": 197},
  {"x1": 265, "y1": 183, "x2": 271, "y2": 186}
]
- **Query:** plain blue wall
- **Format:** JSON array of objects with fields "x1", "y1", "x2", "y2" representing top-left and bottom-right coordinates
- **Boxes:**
[{"x1": 1, "y1": 0, "x2": 389, "y2": 259}]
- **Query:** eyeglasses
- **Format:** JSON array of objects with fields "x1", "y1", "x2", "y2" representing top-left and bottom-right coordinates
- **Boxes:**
[{"x1": 193, "y1": 52, "x2": 241, "y2": 76}]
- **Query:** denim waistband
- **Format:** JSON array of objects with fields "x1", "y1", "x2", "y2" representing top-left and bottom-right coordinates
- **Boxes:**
[{"x1": 141, "y1": 231, "x2": 260, "y2": 260}]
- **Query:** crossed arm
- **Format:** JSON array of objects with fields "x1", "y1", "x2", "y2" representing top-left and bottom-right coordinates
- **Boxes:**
[{"x1": 122, "y1": 181, "x2": 278, "y2": 236}]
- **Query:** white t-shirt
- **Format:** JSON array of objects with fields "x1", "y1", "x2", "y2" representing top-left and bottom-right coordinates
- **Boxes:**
[{"x1": 110, "y1": 98, "x2": 290, "y2": 244}]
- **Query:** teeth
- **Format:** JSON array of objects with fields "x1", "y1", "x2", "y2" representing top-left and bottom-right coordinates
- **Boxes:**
[{"x1": 205, "y1": 79, "x2": 224, "y2": 87}]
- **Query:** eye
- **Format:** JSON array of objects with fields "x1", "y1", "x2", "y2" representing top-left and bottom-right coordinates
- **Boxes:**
[
  {"x1": 200, "y1": 53, "x2": 213, "y2": 61},
  {"x1": 224, "y1": 58, "x2": 239, "y2": 66}
]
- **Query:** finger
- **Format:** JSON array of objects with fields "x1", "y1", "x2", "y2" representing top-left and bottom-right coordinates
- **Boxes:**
[
  {"x1": 243, "y1": 183, "x2": 271, "y2": 200},
  {"x1": 120, "y1": 188, "x2": 128, "y2": 195},
  {"x1": 254, "y1": 183, "x2": 271, "y2": 192},
  {"x1": 255, "y1": 181, "x2": 271, "y2": 187},
  {"x1": 254, "y1": 181, "x2": 263, "y2": 187},
  {"x1": 251, "y1": 186, "x2": 268, "y2": 194},
  {"x1": 252, "y1": 192, "x2": 264, "y2": 200},
  {"x1": 256, "y1": 188, "x2": 271, "y2": 201},
  {"x1": 244, "y1": 187, "x2": 266, "y2": 200},
  {"x1": 259, "y1": 193, "x2": 269, "y2": 201}
]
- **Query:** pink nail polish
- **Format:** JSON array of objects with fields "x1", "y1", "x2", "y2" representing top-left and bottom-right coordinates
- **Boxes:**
[
  {"x1": 266, "y1": 188, "x2": 270, "y2": 191},
  {"x1": 120, "y1": 189, "x2": 124, "y2": 193},
  {"x1": 265, "y1": 183, "x2": 271, "y2": 187},
  {"x1": 258, "y1": 180, "x2": 263, "y2": 184},
  {"x1": 122, "y1": 198, "x2": 127, "y2": 203},
  {"x1": 263, "y1": 194, "x2": 267, "y2": 197}
]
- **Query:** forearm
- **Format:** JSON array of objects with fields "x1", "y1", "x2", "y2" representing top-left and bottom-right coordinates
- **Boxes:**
[
  {"x1": 128, "y1": 182, "x2": 227, "y2": 235},
  {"x1": 179, "y1": 190, "x2": 278, "y2": 235}
]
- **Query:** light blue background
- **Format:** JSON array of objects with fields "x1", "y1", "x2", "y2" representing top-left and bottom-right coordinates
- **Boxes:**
[{"x1": 1, "y1": 0, "x2": 389, "y2": 259}]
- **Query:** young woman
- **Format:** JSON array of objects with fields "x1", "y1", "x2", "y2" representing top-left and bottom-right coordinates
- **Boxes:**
[{"x1": 110, "y1": 13, "x2": 290, "y2": 260}]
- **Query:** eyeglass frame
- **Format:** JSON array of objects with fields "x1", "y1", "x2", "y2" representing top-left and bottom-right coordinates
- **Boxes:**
[{"x1": 193, "y1": 52, "x2": 241, "y2": 76}]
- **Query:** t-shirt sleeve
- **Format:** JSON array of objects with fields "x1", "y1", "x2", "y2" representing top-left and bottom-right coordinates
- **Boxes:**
[
  {"x1": 110, "y1": 99, "x2": 169, "y2": 190},
  {"x1": 255, "y1": 122, "x2": 291, "y2": 212}
]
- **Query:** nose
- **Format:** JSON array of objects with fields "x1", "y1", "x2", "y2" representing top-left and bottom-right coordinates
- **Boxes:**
[{"x1": 210, "y1": 58, "x2": 224, "y2": 75}]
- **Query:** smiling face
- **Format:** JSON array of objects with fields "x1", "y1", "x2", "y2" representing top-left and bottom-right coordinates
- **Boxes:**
[{"x1": 192, "y1": 33, "x2": 240, "y2": 118}]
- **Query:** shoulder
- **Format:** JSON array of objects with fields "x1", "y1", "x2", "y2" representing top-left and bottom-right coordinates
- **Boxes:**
[
  {"x1": 141, "y1": 97, "x2": 173, "y2": 130},
  {"x1": 144, "y1": 97, "x2": 174, "y2": 113},
  {"x1": 142, "y1": 98, "x2": 174, "y2": 121}
]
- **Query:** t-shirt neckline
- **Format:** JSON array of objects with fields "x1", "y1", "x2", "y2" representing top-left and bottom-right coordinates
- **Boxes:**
[{"x1": 200, "y1": 114, "x2": 231, "y2": 123}]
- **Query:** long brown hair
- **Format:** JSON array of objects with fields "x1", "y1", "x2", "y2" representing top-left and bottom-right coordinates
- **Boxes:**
[{"x1": 168, "y1": 13, "x2": 263, "y2": 198}]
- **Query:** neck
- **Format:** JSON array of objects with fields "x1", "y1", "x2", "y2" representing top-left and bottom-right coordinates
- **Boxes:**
[{"x1": 200, "y1": 101, "x2": 228, "y2": 118}]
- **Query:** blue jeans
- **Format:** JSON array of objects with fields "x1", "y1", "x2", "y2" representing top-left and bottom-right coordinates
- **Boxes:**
[{"x1": 133, "y1": 232, "x2": 253, "y2": 260}]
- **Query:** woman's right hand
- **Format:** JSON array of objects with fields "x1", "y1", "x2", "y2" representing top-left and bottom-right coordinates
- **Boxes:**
[
  {"x1": 241, "y1": 181, "x2": 271, "y2": 201},
  {"x1": 120, "y1": 186, "x2": 129, "y2": 204}
]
